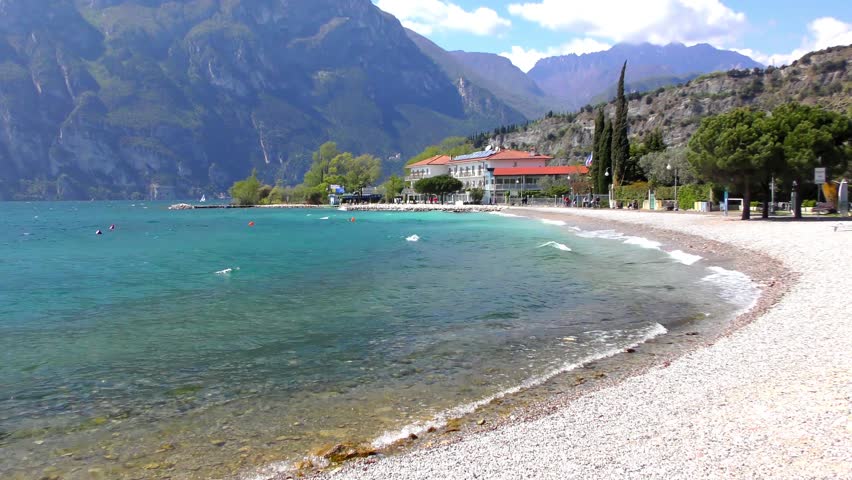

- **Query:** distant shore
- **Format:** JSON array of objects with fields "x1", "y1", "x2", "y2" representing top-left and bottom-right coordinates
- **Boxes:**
[
  {"x1": 302, "y1": 209, "x2": 851, "y2": 480},
  {"x1": 169, "y1": 203, "x2": 507, "y2": 212}
]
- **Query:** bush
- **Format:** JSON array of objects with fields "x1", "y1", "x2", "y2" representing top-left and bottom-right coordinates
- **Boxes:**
[
  {"x1": 674, "y1": 184, "x2": 714, "y2": 210},
  {"x1": 616, "y1": 182, "x2": 713, "y2": 210},
  {"x1": 229, "y1": 170, "x2": 262, "y2": 206},
  {"x1": 614, "y1": 182, "x2": 651, "y2": 202},
  {"x1": 802, "y1": 199, "x2": 817, "y2": 208}
]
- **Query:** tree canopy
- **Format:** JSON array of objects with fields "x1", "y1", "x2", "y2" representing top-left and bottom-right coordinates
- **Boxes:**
[
  {"x1": 381, "y1": 174, "x2": 406, "y2": 200},
  {"x1": 302, "y1": 141, "x2": 382, "y2": 196},
  {"x1": 639, "y1": 147, "x2": 697, "y2": 187},
  {"x1": 611, "y1": 61, "x2": 631, "y2": 187},
  {"x1": 688, "y1": 108, "x2": 776, "y2": 219},
  {"x1": 229, "y1": 169, "x2": 262, "y2": 206},
  {"x1": 414, "y1": 175, "x2": 463, "y2": 203},
  {"x1": 688, "y1": 103, "x2": 851, "y2": 219}
]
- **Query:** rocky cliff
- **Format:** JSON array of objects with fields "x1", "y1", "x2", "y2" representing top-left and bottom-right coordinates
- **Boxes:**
[
  {"x1": 528, "y1": 42, "x2": 763, "y2": 111},
  {"x1": 0, "y1": 0, "x2": 525, "y2": 200},
  {"x1": 483, "y1": 45, "x2": 851, "y2": 164}
]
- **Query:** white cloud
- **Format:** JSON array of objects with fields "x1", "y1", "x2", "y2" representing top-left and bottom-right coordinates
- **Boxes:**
[
  {"x1": 507, "y1": 0, "x2": 746, "y2": 46},
  {"x1": 736, "y1": 17, "x2": 852, "y2": 66},
  {"x1": 375, "y1": 0, "x2": 511, "y2": 36},
  {"x1": 500, "y1": 38, "x2": 612, "y2": 72}
]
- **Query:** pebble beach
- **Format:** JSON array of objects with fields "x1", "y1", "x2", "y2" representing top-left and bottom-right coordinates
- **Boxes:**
[{"x1": 318, "y1": 209, "x2": 852, "y2": 480}]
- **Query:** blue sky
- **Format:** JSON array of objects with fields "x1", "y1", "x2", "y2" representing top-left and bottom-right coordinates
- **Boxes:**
[{"x1": 373, "y1": 0, "x2": 852, "y2": 71}]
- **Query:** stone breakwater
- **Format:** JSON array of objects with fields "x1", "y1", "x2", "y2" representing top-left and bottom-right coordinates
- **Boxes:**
[
  {"x1": 168, "y1": 203, "x2": 324, "y2": 210},
  {"x1": 338, "y1": 204, "x2": 505, "y2": 213}
]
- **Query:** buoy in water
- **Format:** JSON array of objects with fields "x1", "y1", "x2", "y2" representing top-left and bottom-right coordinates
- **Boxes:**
[
  {"x1": 248, "y1": 221, "x2": 255, "y2": 227},
  {"x1": 349, "y1": 217, "x2": 356, "y2": 223},
  {"x1": 109, "y1": 224, "x2": 115, "y2": 231},
  {"x1": 96, "y1": 230, "x2": 103, "y2": 235}
]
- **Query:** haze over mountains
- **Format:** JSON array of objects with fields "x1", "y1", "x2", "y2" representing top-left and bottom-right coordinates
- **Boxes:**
[{"x1": 0, "y1": 0, "x2": 767, "y2": 200}]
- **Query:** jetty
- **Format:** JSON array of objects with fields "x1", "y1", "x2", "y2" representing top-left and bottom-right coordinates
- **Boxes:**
[
  {"x1": 168, "y1": 203, "x2": 324, "y2": 210},
  {"x1": 339, "y1": 204, "x2": 505, "y2": 213},
  {"x1": 169, "y1": 203, "x2": 505, "y2": 213}
]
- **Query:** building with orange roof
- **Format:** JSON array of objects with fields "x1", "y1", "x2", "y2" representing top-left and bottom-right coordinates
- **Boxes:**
[
  {"x1": 402, "y1": 148, "x2": 589, "y2": 204},
  {"x1": 404, "y1": 155, "x2": 451, "y2": 189}
]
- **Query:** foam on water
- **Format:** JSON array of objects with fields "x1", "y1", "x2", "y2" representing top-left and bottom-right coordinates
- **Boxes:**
[
  {"x1": 667, "y1": 250, "x2": 703, "y2": 266},
  {"x1": 537, "y1": 241, "x2": 572, "y2": 252},
  {"x1": 701, "y1": 266, "x2": 760, "y2": 310},
  {"x1": 406, "y1": 234, "x2": 420, "y2": 242},
  {"x1": 369, "y1": 323, "x2": 667, "y2": 449},
  {"x1": 622, "y1": 236, "x2": 663, "y2": 250},
  {"x1": 488, "y1": 211, "x2": 524, "y2": 218},
  {"x1": 574, "y1": 229, "x2": 628, "y2": 241},
  {"x1": 573, "y1": 228, "x2": 665, "y2": 252},
  {"x1": 540, "y1": 219, "x2": 567, "y2": 226},
  {"x1": 320, "y1": 216, "x2": 330, "y2": 220},
  {"x1": 215, "y1": 268, "x2": 233, "y2": 275}
]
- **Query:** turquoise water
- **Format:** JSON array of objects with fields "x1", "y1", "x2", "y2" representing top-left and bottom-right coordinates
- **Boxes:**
[{"x1": 0, "y1": 202, "x2": 747, "y2": 479}]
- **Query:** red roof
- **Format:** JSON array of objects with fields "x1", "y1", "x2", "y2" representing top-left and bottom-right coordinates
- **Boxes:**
[
  {"x1": 493, "y1": 166, "x2": 589, "y2": 176},
  {"x1": 407, "y1": 155, "x2": 451, "y2": 168},
  {"x1": 450, "y1": 149, "x2": 553, "y2": 162}
]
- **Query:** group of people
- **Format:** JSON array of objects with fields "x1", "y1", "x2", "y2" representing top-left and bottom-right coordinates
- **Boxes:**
[{"x1": 562, "y1": 195, "x2": 601, "y2": 208}]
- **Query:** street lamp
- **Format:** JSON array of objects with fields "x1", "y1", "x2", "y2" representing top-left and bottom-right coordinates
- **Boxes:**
[
  {"x1": 792, "y1": 180, "x2": 799, "y2": 214},
  {"x1": 666, "y1": 163, "x2": 679, "y2": 211},
  {"x1": 604, "y1": 168, "x2": 612, "y2": 208},
  {"x1": 515, "y1": 178, "x2": 522, "y2": 205}
]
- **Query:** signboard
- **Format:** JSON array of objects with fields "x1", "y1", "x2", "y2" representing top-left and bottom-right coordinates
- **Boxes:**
[{"x1": 814, "y1": 168, "x2": 826, "y2": 184}]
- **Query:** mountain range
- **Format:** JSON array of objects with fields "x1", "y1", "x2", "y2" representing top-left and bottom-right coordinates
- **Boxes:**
[
  {"x1": 0, "y1": 0, "x2": 768, "y2": 200},
  {"x1": 481, "y1": 45, "x2": 850, "y2": 168}
]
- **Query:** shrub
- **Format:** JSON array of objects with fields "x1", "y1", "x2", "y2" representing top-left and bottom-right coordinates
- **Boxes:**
[
  {"x1": 614, "y1": 182, "x2": 651, "y2": 202},
  {"x1": 675, "y1": 184, "x2": 714, "y2": 210},
  {"x1": 802, "y1": 199, "x2": 817, "y2": 208},
  {"x1": 630, "y1": 183, "x2": 714, "y2": 210},
  {"x1": 815, "y1": 60, "x2": 846, "y2": 74},
  {"x1": 229, "y1": 170, "x2": 262, "y2": 206}
]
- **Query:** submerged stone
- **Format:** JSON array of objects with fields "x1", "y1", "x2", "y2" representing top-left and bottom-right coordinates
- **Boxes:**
[{"x1": 315, "y1": 443, "x2": 376, "y2": 463}]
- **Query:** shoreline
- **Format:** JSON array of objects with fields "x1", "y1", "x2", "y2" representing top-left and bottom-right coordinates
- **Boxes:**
[
  {"x1": 259, "y1": 207, "x2": 789, "y2": 479},
  {"x1": 299, "y1": 208, "x2": 849, "y2": 479}
]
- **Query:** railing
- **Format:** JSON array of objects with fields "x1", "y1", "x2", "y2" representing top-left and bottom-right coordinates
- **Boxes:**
[{"x1": 494, "y1": 184, "x2": 540, "y2": 191}]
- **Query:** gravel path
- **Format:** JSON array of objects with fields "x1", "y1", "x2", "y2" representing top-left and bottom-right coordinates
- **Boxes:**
[{"x1": 325, "y1": 210, "x2": 852, "y2": 480}]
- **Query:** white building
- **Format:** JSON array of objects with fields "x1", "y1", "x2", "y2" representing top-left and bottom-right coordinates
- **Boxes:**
[{"x1": 404, "y1": 149, "x2": 589, "y2": 203}]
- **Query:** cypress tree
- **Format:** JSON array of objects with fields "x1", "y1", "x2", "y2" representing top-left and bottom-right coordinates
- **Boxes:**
[
  {"x1": 591, "y1": 108, "x2": 605, "y2": 193},
  {"x1": 611, "y1": 61, "x2": 630, "y2": 187},
  {"x1": 598, "y1": 119, "x2": 613, "y2": 194}
]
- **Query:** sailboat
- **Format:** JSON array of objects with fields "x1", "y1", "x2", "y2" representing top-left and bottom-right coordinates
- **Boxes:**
[{"x1": 200, "y1": 194, "x2": 206, "y2": 203}]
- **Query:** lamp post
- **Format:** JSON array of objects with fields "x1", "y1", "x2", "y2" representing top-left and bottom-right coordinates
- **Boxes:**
[
  {"x1": 667, "y1": 163, "x2": 679, "y2": 211},
  {"x1": 792, "y1": 179, "x2": 798, "y2": 215},
  {"x1": 605, "y1": 168, "x2": 612, "y2": 208},
  {"x1": 566, "y1": 175, "x2": 572, "y2": 207}
]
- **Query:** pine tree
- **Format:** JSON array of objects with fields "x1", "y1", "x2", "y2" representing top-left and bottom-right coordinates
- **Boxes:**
[
  {"x1": 591, "y1": 108, "x2": 605, "y2": 193},
  {"x1": 598, "y1": 119, "x2": 613, "y2": 194},
  {"x1": 611, "y1": 61, "x2": 630, "y2": 187}
]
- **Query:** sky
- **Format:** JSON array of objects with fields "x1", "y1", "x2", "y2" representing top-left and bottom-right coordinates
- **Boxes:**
[{"x1": 372, "y1": 0, "x2": 852, "y2": 72}]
